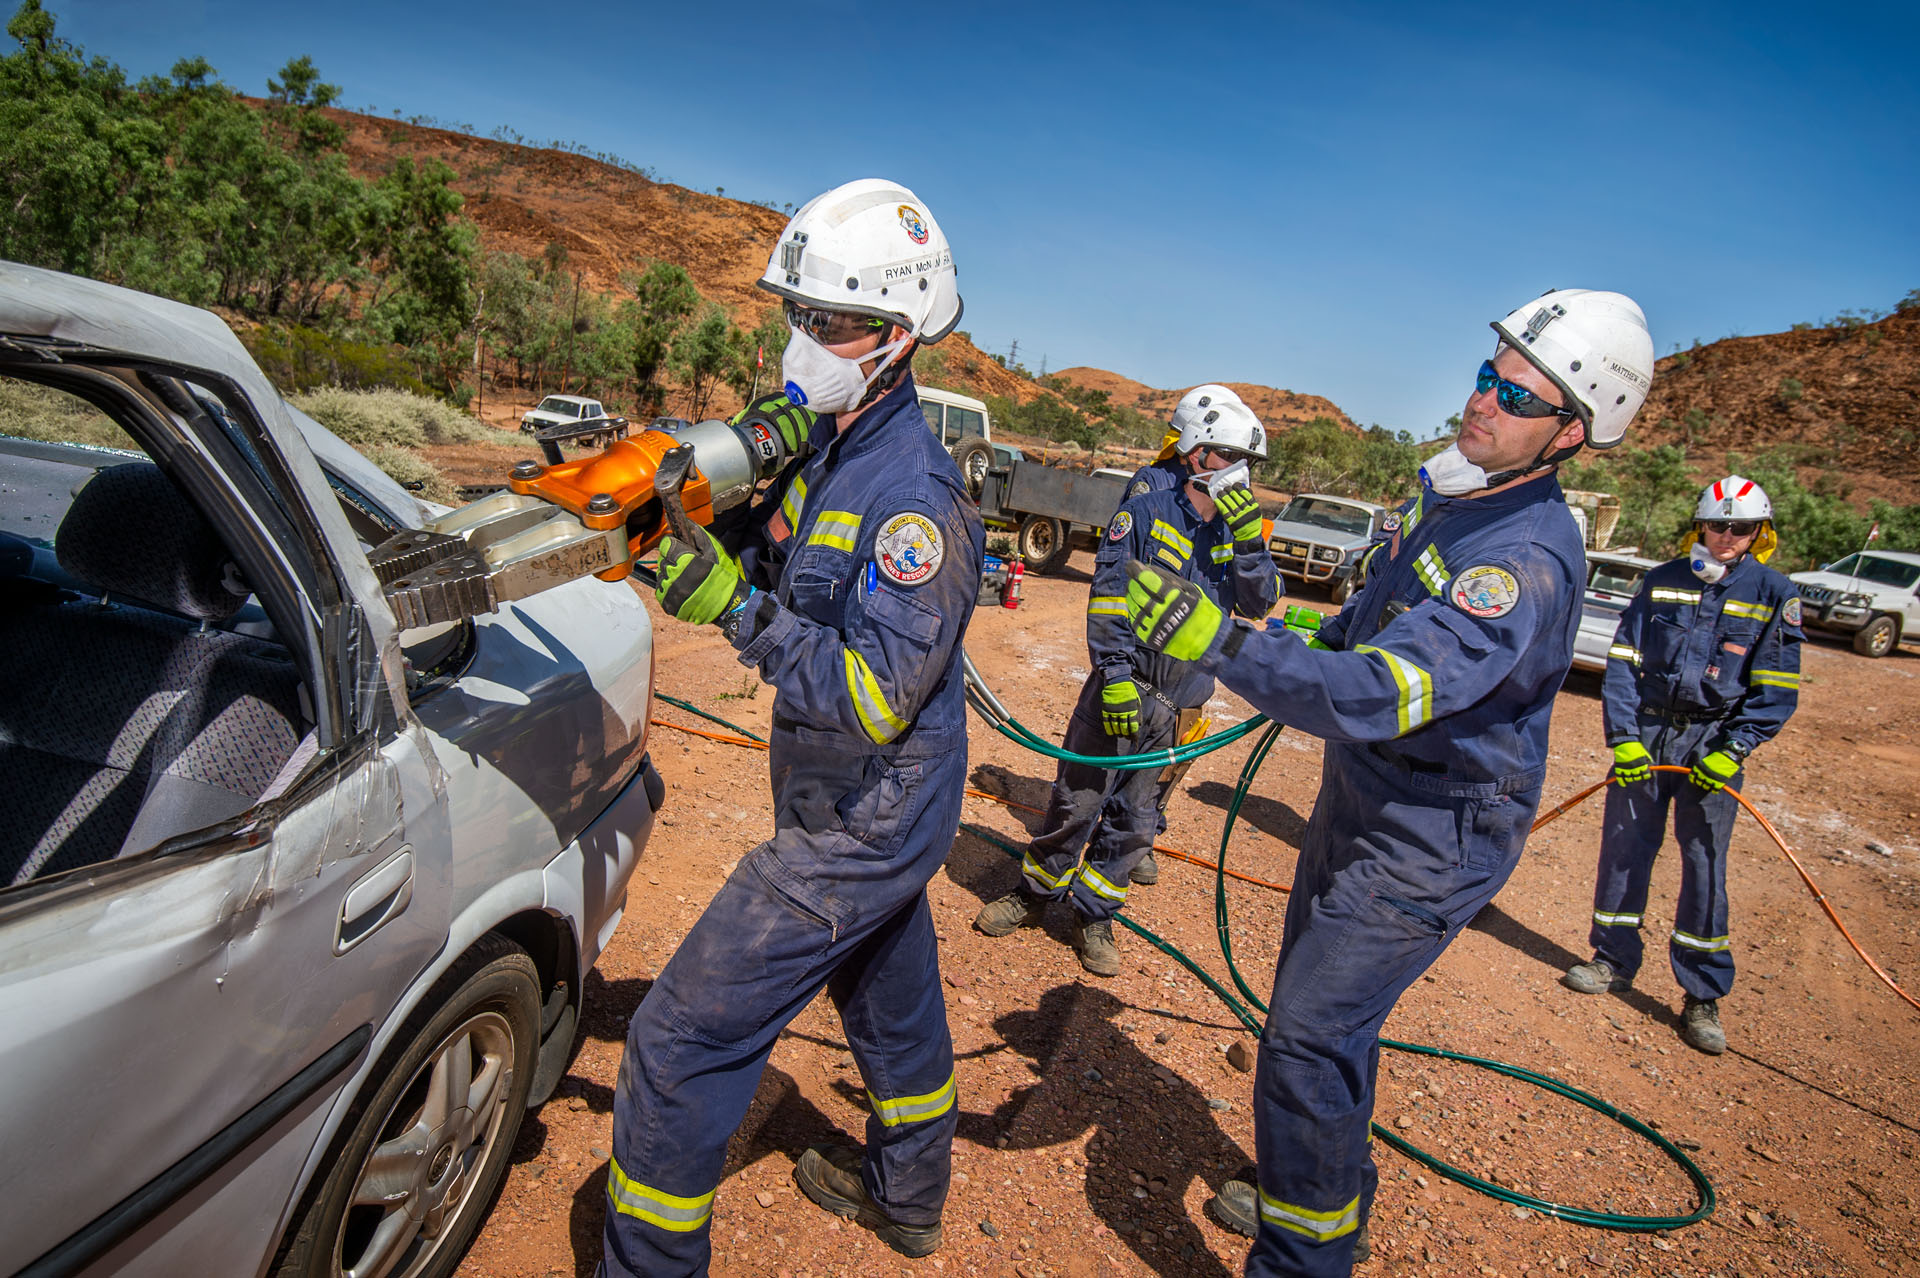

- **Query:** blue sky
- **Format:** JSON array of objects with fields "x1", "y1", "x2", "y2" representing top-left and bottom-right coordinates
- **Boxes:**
[{"x1": 50, "y1": 0, "x2": 1920, "y2": 438}]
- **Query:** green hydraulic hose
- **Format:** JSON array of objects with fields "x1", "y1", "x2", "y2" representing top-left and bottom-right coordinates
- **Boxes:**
[
  {"x1": 655, "y1": 692, "x2": 766, "y2": 743},
  {"x1": 667, "y1": 680, "x2": 1715, "y2": 1233}
]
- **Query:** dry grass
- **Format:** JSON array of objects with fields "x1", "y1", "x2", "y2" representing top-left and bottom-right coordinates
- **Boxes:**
[
  {"x1": 0, "y1": 377, "x2": 138, "y2": 451},
  {"x1": 290, "y1": 386, "x2": 491, "y2": 452}
]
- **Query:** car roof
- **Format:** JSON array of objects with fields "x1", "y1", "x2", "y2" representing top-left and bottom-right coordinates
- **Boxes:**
[
  {"x1": 1288, "y1": 493, "x2": 1386, "y2": 513},
  {"x1": 538, "y1": 394, "x2": 597, "y2": 405},
  {"x1": 917, "y1": 386, "x2": 989, "y2": 412},
  {"x1": 1586, "y1": 550, "x2": 1660, "y2": 569}
]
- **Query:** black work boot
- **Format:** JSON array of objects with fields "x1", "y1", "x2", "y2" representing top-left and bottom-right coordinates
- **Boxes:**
[
  {"x1": 1560, "y1": 958, "x2": 1630, "y2": 995},
  {"x1": 1208, "y1": 1181, "x2": 1369, "y2": 1260},
  {"x1": 1072, "y1": 916, "x2": 1120, "y2": 977},
  {"x1": 973, "y1": 886, "x2": 1045, "y2": 937},
  {"x1": 1680, "y1": 994, "x2": 1727, "y2": 1055},
  {"x1": 1130, "y1": 849, "x2": 1160, "y2": 885},
  {"x1": 794, "y1": 1145, "x2": 942, "y2": 1258}
]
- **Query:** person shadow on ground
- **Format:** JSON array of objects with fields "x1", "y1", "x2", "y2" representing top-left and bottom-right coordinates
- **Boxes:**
[{"x1": 969, "y1": 982, "x2": 1252, "y2": 1277}]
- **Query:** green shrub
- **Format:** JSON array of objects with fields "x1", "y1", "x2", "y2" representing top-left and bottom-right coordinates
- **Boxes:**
[
  {"x1": 290, "y1": 386, "x2": 491, "y2": 451},
  {"x1": 0, "y1": 378, "x2": 137, "y2": 450},
  {"x1": 1777, "y1": 377, "x2": 1803, "y2": 403},
  {"x1": 361, "y1": 446, "x2": 459, "y2": 504}
]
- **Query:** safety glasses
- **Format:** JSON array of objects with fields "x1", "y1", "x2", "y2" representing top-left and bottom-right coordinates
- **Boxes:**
[
  {"x1": 785, "y1": 300, "x2": 888, "y2": 347},
  {"x1": 1702, "y1": 520, "x2": 1759, "y2": 536},
  {"x1": 1475, "y1": 360, "x2": 1574, "y2": 420}
]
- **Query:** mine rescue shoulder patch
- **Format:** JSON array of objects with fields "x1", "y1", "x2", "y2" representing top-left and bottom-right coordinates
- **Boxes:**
[
  {"x1": 1108, "y1": 510, "x2": 1133, "y2": 542},
  {"x1": 1129, "y1": 480, "x2": 1150, "y2": 499},
  {"x1": 1382, "y1": 511, "x2": 1403, "y2": 533},
  {"x1": 1783, "y1": 596, "x2": 1802, "y2": 627},
  {"x1": 876, "y1": 512, "x2": 944, "y2": 585},
  {"x1": 1451, "y1": 564, "x2": 1520, "y2": 618}
]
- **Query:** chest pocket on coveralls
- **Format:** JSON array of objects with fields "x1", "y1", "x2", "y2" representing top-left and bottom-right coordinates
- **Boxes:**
[
  {"x1": 787, "y1": 545, "x2": 851, "y2": 627},
  {"x1": 1708, "y1": 612, "x2": 1762, "y2": 696}
]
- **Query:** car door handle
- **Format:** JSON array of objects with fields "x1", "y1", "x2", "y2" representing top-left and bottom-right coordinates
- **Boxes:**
[{"x1": 336, "y1": 847, "x2": 413, "y2": 954}]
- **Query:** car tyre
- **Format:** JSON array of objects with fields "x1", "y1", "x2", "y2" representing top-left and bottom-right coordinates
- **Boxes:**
[
  {"x1": 949, "y1": 437, "x2": 995, "y2": 500},
  {"x1": 1854, "y1": 614, "x2": 1899, "y2": 658},
  {"x1": 1017, "y1": 515, "x2": 1072, "y2": 574},
  {"x1": 275, "y1": 934, "x2": 541, "y2": 1278},
  {"x1": 1329, "y1": 574, "x2": 1356, "y2": 606}
]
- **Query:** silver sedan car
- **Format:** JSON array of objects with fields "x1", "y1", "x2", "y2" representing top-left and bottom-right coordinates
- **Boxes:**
[{"x1": 0, "y1": 264, "x2": 660, "y2": 1278}]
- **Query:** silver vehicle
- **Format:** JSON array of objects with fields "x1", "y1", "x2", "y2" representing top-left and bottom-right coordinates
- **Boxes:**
[
  {"x1": 1790, "y1": 550, "x2": 1920, "y2": 657},
  {"x1": 1267, "y1": 493, "x2": 1387, "y2": 603},
  {"x1": 0, "y1": 264, "x2": 661, "y2": 1278},
  {"x1": 1570, "y1": 550, "x2": 1660, "y2": 674}
]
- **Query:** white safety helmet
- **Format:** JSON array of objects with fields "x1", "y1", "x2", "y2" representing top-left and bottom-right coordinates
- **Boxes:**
[
  {"x1": 757, "y1": 178, "x2": 962, "y2": 343},
  {"x1": 1491, "y1": 289, "x2": 1654, "y2": 450},
  {"x1": 1171, "y1": 384, "x2": 1268, "y2": 460},
  {"x1": 1694, "y1": 475, "x2": 1772, "y2": 523}
]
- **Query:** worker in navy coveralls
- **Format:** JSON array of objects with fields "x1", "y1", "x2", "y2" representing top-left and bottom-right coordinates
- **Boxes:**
[
  {"x1": 600, "y1": 180, "x2": 983, "y2": 1275},
  {"x1": 1124, "y1": 290, "x2": 1656, "y2": 1277},
  {"x1": 973, "y1": 388, "x2": 1278, "y2": 974},
  {"x1": 1562, "y1": 475, "x2": 1801, "y2": 1055},
  {"x1": 1109, "y1": 384, "x2": 1265, "y2": 887}
]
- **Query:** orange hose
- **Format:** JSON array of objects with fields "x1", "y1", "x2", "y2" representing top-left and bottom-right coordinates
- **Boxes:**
[{"x1": 1535, "y1": 765, "x2": 1920, "y2": 1016}]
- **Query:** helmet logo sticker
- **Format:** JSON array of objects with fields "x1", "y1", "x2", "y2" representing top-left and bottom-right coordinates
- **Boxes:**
[
  {"x1": 1451, "y1": 564, "x2": 1520, "y2": 618},
  {"x1": 898, "y1": 205, "x2": 930, "y2": 245},
  {"x1": 1108, "y1": 510, "x2": 1133, "y2": 542},
  {"x1": 877, "y1": 512, "x2": 943, "y2": 585}
]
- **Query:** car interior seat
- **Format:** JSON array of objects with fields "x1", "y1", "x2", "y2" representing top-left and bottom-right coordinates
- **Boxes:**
[{"x1": 0, "y1": 462, "x2": 306, "y2": 886}]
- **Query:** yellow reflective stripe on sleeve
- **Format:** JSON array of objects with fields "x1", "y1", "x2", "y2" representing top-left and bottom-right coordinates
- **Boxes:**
[
  {"x1": 1413, "y1": 545, "x2": 1448, "y2": 596},
  {"x1": 1751, "y1": 668, "x2": 1800, "y2": 688},
  {"x1": 808, "y1": 510, "x2": 863, "y2": 552},
  {"x1": 1079, "y1": 866, "x2": 1130, "y2": 903},
  {"x1": 1210, "y1": 544, "x2": 1233, "y2": 563},
  {"x1": 1723, "y1": 599, "x2": 1775, "y2": 621},
  {"x1": 1650, "y1": 587, "x2": 1701, "y2": 605},
  {"x1": 779, "y1": 476, "x2": 809, "y2": 531},
  {"x1": 1593, "y1": 909, "x2": 1642, "y2": 927},
  {"x1": 1150, "y1": 519, "x2": 1193, "y2": 557},
  {"x1": 1088, "y1": 596, "x2": 1128, "y2": 616},
  {"x1": 1021, "y1": 852, "x2": 1077, "y2": 890},
  {"x1": 606, "y1": 1156, "x2": 715, "y2": 1232},
  {"x1": 1258, "y1": 1188, "x2": 1361, "y2": 1241},
  {"x1": 844, "y1": 650, "x2": 909, "y2": 743},
  {"x1": 869, "y1": 1072, "x2": 958, "y2": 1127},
  {"x1": 1608, "y1": 643, "x2": 1643, "y2": 667},
  {"x1": 1672, "y1": 928, "x2": 1731, "y2": 953},
  {"x1": 1354, "y1": 644, "x2": 1433, "y2": 735}
]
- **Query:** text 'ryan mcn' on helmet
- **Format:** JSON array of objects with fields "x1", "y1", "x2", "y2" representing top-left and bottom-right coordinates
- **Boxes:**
[
  {"x1": 1171, "y1": 384, "x2": 1267, "y2": 460},
  {"x1": 1492, "y1": 289, "x2": 1654, "y2": 450},
  {"x1": 758, "y1": 178, "x2": 962, "y2": 344}
]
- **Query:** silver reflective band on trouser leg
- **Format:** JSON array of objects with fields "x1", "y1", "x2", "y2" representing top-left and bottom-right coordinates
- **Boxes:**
[
  {"x1": 1078, "y1": 866, "x2": 1129, "y2": 903},
  {"x1": 1608, "y1": 643, "x2": 1643, "y2": 667},
  {"x1": 1258, "y1": 1185, "x2": 1361, "y2": 1241},
  {"x1": 869, "y1": 1072, "x2": 958, "y2": 1127},
  {"x1": 1021, "y1": 851, "x2": 1077, "y2": 891},
  {"x1": 606, "y1": 1156, "x2": 715, "y2": 1232},
  {"x1": 1672, "y1": 928, "x2": 1731, "y2": 953},
  {"x1": 1593, "y1": 910, "x2": 1642, "y2": 927}
]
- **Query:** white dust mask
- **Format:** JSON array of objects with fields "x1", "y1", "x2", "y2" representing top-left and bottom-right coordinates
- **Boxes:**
[
  {"x1": 781, "y1": 326, "x2": 912, "y2": 416},
  {"x1": 1418, "y1": 444, "x2": 1491, "y2": 497},
  {"x1": 1688, "y1": 540, "x2": 1728, "y2": 584}
]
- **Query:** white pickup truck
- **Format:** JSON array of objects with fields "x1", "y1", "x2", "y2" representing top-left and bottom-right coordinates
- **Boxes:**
[
  {"x1": 521, "y1": 394, "x2": 611, "y2": 433},
  {"x1": 1789, "y1": 550, "x2": 1920, "y2": 657}
]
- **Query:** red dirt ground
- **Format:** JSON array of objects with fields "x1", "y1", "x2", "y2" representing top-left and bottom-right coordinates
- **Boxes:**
[{"x1": 457, "y1": 548, "x2": 1920, "y2": 1278}]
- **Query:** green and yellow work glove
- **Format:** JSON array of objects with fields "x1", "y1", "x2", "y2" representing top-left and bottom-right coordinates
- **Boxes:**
[
  {"x1": 655, "y1": 525, "x2": 750, "y2": 626},
  {"x1": 732, "y1": 392, "x2": 817, "y2": 462},
  {"x1": 1689, "y1": 749, "x2": 1740, "y2": 793},
  {"x1": 1100, "y1": 677, "x2": 1142, "y2": 737},
  {"x1": 1125, "y1": 560, "x2": 1224, "y2": 662},
  {"x1": 1610, "y1": 741, "x2": 1652, "y2": 787},
  {"x1": 1215, "y1": 482, "x2": 1265, "y2": 550}
]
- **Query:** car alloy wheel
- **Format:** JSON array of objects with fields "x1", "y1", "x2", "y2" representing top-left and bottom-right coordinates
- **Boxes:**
[{"x1": 277, "y1": 936, "x2": 540, "y2": 1278}]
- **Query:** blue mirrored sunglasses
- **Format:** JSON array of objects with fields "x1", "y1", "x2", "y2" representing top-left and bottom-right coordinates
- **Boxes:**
[{"x1": 1475, "y1": 360, "x2": 1573, "y2": 420}]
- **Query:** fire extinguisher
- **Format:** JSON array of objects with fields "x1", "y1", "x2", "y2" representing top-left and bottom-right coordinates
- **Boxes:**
[{"x1": 1001, "y1": 556, "x2": 1024, "y2": 609}]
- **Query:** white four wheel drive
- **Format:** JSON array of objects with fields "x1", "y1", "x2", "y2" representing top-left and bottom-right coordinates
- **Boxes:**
[
  {"x1": 1790, "y1": 550, "x2": 1920, "y2": 657},
  {"x1": 520, "y1": 393, "x2": 608, "y2": 433}
]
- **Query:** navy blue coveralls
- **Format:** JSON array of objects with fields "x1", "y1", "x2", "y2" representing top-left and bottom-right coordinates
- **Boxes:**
[
  {"x1": 602, "y1": 374, "x2": 984, "y2": 1277},
  {"x1": 1022, "y1": 485, "x2": 1278, "y2": 921},
  {"x1": 1588, "y1": 553, "x2": 1802, "y2": 1000},
  {"x1": 1197, "y1": 473, "x2": 1585, "y2": 1277},
  {"x1": 1123, "y1": 455, "x2": 1190, "y2": 503}
]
